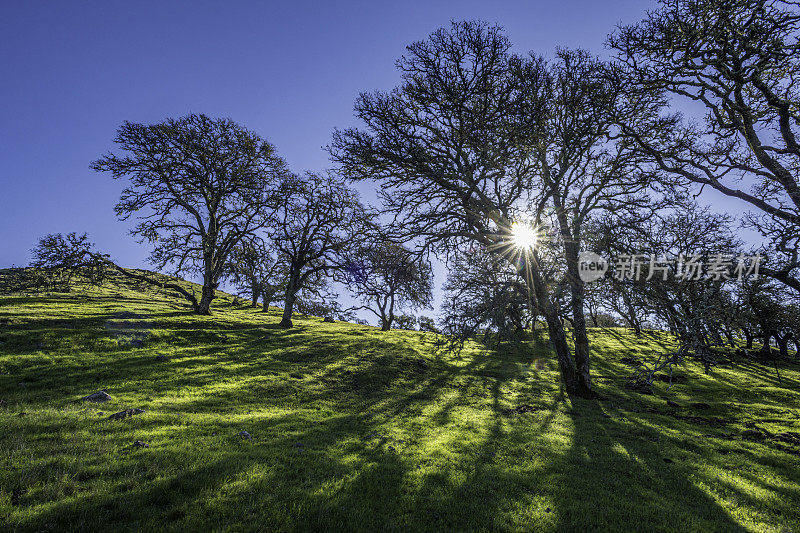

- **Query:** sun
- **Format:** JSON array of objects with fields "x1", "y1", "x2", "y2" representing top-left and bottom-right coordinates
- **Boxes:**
[{"x1": 511, "y1": 222, "x2": 538, "y2": 250}]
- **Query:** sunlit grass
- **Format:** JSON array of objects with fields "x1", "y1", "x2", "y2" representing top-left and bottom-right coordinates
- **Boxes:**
[{"x1": 0, "y1": 275, "x2": 798, "y2": 531}]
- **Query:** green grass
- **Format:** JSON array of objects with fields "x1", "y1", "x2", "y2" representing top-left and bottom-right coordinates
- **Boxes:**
[{"x1": 1, "y1": 274, "x2": 799, "y2": 531}]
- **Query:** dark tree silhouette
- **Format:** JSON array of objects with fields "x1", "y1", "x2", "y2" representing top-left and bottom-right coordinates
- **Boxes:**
[
  {"x1": 345, "y1": 241, "x2": 433, "y2": 331},
  {"x1": 609, "y1": 0, "x2": 800, "y2": 292},
  {"x1": 269, "y1": 172, "x2": 373, "y2": 328},
  {"x1": 91, "y1": 113, "x2": 287, "y2": 314},
  {"x1": 226, "y1": 240, "x2": 288, "y2": 312},
  {"x1": 30, "y1": 232, "x2": 205, "y2": 306}
]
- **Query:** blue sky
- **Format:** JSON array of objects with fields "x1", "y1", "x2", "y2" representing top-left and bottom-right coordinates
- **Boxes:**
[{"x1": 2, "y1": 0, "x2": 754, "y2": 319}]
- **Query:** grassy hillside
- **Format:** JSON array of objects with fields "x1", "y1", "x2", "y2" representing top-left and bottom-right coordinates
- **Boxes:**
[{"x1": 1, "y1": 272, "x2": 799, "y2": 531}]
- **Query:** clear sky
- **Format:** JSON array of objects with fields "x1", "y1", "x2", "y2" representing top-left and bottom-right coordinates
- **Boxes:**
[{"x1": 3, "y1": 0, "x2": 752, "y2": 319}]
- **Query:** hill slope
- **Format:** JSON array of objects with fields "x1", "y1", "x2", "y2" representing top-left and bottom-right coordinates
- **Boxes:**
[{"x1": 0, "y1": 273, "x2": 799, "y2": 531}]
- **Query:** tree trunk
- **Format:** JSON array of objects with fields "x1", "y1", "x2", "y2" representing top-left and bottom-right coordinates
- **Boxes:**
[
  {"x1": 261, "y1": 288, "x2": 278, "y2": 313},
  {"x1": 196, "y1": 282, "x2": 216, "y2": 315},
  {"x1": 760, "y1": 330, "x2": 774, "y2": 357},
  {"x1": 776, "y1": 333, "x2": 791, "y2": 359},
  {"x1": 279, "y1": 290, "x2": 297, "y2": 328},
  {"x1": 520, "y1": 259, "x2": 589, "y2": 398},
  {"x1": 251, "y1": 283, "x2": 261, "y2": 307},
  {"x1": 279, "y1": 275, "x2": 299, "y2": 328},
  {"x1": 384, "y1": 292, "x2": 395, "y2": 331},
  {"x1": 723, "y1": 328, "x2": 735, "y2": 347},
  {"x1": 562, "y1": 240, "x2": 593, "y2": 397},
  {"x1": 742, "y1": 327, "x2": 754, "y2": 349}
]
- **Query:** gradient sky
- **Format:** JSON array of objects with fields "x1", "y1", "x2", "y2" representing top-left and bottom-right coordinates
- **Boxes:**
[{"x1": 2, "y1": 0, "x2": 754, "y2": 319}]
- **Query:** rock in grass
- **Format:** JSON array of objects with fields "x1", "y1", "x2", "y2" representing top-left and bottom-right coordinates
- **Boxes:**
[
  {"x1": 133, "y1": 440, "x2": 149, "y2": 448},
  {"x1": 81, "y1": 390, "x2": 112, "y2": 403},
  {"x1": 323, "y1": 316, "x2": 335, "y2": 323},
  {"x1": 238, "y1": 430, "x2": 251, "y2": 440},
  {"x1": 108, "y1": 408, "x2": 144, "y2": 420}
]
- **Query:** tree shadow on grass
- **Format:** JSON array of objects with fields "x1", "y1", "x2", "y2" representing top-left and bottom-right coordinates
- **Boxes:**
[{"x1": 4, "y1": 305, "x2": 799, "y2": 530}]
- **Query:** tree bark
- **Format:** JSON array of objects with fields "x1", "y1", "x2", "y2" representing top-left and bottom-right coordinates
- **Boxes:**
[
  {"x1": 279, "y1": 289, "x2": 297, "y2": 328},
  {"x1": 519, "y1": 259, "x2": 590, "y2": 398},
  {"x1": 196, "y1": 282, "x2": 216, "y2": 315},
  {"x1": 776, "y1": 333, "x2": 791, "y2": 359},
  {"x1": 562, "y1": 240, "x2": 593, "y2": 397},
  {"x1": 743, "y1": 327, "x2": 754, "y2": 349},
  {"x1": 760, "y1": 331, "x2": 774, "y2": 357}
]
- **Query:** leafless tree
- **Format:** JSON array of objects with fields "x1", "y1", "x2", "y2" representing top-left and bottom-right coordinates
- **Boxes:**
[
  {"x1": 331, "y1": 21, "x2": 600, "y2": 397},
  {"x1": 226, "y1": 239, "x2": 288, "y2": 312},
  {"x1": 510, "y1": 49, "x2": 667, "y2": 394},
  {"x1": 345, "y1": 240, "x2": 433, "y2": 330},
  {"x1": 609, "y1": 0, "x2": 800, "y2": 292},
  {"x1": 269, "y1": 172, "x2": 373, "y2": 328},
  {"x1": 91, "y1": 114, "x2": 287, "y2": 314}
]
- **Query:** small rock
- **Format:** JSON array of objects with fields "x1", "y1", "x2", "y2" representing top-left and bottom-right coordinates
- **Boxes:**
[
  {"x1": 238, "y1": 430, "x2": 251, "y2": 440},
  {"x1": 132, "y1": 440, "x2": 149, "y2": 448},
  {"x1": 663, "y1": 458, "x2": 673, "y2": 463},
  {"x1": 323, "y1": 317, "x2": 335, "y2": 323},
  {"x1": 108, "y1": 408, "x2": 144, "y2": 420},
  {"x1": 18, "y1": 382, "x2": 26, "y2": 388},
  {"x1": 81, "y1": 390, "x2": 112, "y2": 403}
]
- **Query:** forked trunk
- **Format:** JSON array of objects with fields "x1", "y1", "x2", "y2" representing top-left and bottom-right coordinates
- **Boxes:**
[{"x1": 520, "y1": 257, "x2": 592, "y2": 399}]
